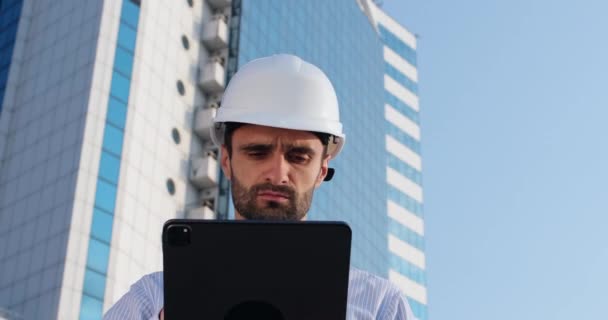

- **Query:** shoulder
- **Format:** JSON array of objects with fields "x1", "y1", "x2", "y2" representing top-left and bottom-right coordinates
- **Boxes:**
[
  {"x1": 348, "y1": 267, "x2": 414, "y2": 320},
  {"x1": 133, "y1": 271, "x2": 164, "y2": 305},
  {"x1": 138, "y1": 271, "x2": 164, "y2": 290},
  {"x1": 103, "y1": 272, "x2": 165, "y2": 320},
  {"x1": 349, "y1": 267, "x2": 401, "y2": 297}
]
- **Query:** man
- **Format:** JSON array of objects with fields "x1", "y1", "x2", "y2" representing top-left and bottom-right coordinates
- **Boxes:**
[{"x1": 104, "y1": 54, "x2": 415, "y2": 319}]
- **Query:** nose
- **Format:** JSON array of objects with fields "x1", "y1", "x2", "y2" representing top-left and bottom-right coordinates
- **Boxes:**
[{"x1": 264, "y1": 152, "x2": 290, "y2": 185}]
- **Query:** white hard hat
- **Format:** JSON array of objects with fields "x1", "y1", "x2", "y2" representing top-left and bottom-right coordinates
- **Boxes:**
[{"x1": 211, "y1": 54, "x2": 345, "y2": 159}]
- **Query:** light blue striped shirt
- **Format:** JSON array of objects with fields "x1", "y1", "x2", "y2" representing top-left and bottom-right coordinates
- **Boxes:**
[{"x1": 103, "y1": 267, "x2": 415, "y2": 319}]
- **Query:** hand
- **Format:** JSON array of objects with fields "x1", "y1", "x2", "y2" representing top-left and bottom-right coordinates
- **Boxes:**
[{"x1": 159, "y1": 308, "x2": 164, "y2": 320}]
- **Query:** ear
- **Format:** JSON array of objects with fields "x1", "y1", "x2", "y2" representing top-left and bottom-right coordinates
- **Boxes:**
[
  {"x1": 220, "y1": 145, "x2": 232, "y2": 180},
  {"x1": 314, "y1": 155, "x2": 330, "y2": 188}
]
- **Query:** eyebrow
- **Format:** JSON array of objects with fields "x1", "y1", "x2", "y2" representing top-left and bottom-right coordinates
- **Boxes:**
[
  {"x1": 286, "y1": 145, "x2": 316, "y2": 157},
  {"x1": 238, "y1": 143, "x2": 317, "y2": 156},
  {"x1": 239, "y1": 143, "x2": 273, "y2": 153}
]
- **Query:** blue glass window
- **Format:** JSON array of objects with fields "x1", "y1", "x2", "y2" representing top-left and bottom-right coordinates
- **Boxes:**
[
  {"x1": 83, "y1": 269, "x2": 106, "y2": 300},
  {"x1": 0, "y1": 26, "x2": 17, "y2": 48},
  {"x1": 99, "y1": 151, "x2": 121, "y2": 184},
  {"x1": 114, "y1": 47, "x2": 134, "y2": 77},
  {"x1": 106, "y1": 97, "x2": 127, "y2": 129},
  {"x1": 387, "y1": 122, "x2": 421, "y2": 153},
  {"x1": 102, "y1": 124, "x2": 124, "y2": 156},
  {"x1": 90, "y1": 208, "x2": 113, "y2": 244},
  {"x1": 109, "y1": 70, "x2": 130, "y2": 103},
  {"x1": 0, "y1": 68, "x2": 7, "y2": 87},
  {"x1": 387, "y1": 154, "x2": 422, "y2": 185},
  {"x1": 389, "y1": 254, "x2": 426, "y2": 285},
  {"x1": 0, "y1": 0, "x2": 23, "y2": 114},
  {"x1": 80, "y1": 1, "x2": 141, "y2": 319},
  {"x1": 389, "y1": 222, "x2": 425, "y2": 251},
  {"x1": 0, "y1": 43, "x2": 14, "y2": 65},
  {"x1": 408, "y1": 299, "x2": 428, "y2": 320},
  {"x1": 385, "y1": 91, "x2": 419, "y2": 124},
  {"x1": 117, "y1": 23, "x2": 137, "y2": 52},
  {"x1": 385, "y1": 63, "x2": 418, "y2": 94},
  {"x1": 121, "y1": 0, "x2": 140, "y2": 29},
  {"x1": 86, "y1": 239, "x2": 110, "y2": 274},
  {"x1": 378, "y1": 25, "x2": 417, "y2": 67},
  {"x1": 94, "y1": 179, "x2": 117, "y2": 213},
  {"x1": 388, "y1": 186, "x2": 423, "y2": 216},
  {"x1": 79, "y1": 294, "x2": 103, "y2": 320},
  {"x1": 1, "y1": 2, "x2": 23, "y2": 28}
]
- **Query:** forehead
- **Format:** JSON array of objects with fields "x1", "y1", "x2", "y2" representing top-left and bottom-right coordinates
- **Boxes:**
[{"x1": 232, "y1": 124, "x2": 321, "y2": 147}]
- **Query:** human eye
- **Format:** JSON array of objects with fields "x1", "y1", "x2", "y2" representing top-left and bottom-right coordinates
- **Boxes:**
[
  {"x1": 247, "y1": 150, "x2": 268, "y2": 158},
  {"x1": 241, "y1": 144, "x2": 272, "y2": 159},
  {"x1": 287, "y1": 151, "x2": 310, "y2": 164}
]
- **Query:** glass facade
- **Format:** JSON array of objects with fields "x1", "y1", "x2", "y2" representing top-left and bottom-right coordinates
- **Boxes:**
[
  {"x1": 239, "y1": 0, "x2": 388, "y2": 276},
  {"x1": 78, "y1": 1, "x2": 140, "y2": 319},
  {"x1": 386, "y1": 90, "x2": 420, "y2": 124},
  {"x1": 0, "y1": 0, "x2": 23, "y2": 113},
  {"x1": 378, "y1": 24, "x2": 417, "y2": 66},
  {"x1": 385, "y1": 62, "x2": 418, "y2": 94},
  {"x1": 237, "y1": 2, "x2": 427, "y2": 317},
  {"x1": 380, "y1": 22, "x2": 427, "y2": 319}
]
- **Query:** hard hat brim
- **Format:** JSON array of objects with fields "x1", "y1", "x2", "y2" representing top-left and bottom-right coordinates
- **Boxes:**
[{"x1": 211, "y1": 112, "x2": 345, "y2": 158}]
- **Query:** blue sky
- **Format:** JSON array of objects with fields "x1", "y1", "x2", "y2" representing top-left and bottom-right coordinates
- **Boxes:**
[{"x1": 383, "y1": 0, "x2": 608, "y2": 319}]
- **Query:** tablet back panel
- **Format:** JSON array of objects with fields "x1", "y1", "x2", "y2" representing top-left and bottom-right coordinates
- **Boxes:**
[{"x1": 162, "y1": 220, "x2": 351, "y2": 320}]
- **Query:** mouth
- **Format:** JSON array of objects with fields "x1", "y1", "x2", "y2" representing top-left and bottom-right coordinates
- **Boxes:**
[{"x1": 257, "y1": 191, "x2": 290, "y2": 202}]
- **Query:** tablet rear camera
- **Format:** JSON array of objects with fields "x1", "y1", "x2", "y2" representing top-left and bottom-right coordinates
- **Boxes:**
[{"x1": 167, "y1": 225, "x2": 191, "y2": 246}]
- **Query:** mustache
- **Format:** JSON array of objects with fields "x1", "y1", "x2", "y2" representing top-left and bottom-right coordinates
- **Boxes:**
[{"x1": 250, "y1": 183, "x2": 296, "y2": 198}]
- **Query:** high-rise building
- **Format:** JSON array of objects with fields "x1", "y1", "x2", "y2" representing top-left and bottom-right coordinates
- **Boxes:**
[{"x1": 0, "y1": 0, "x2": 426, "y2": 319}]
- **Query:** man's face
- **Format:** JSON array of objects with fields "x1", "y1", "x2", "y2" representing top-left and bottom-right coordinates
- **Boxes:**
[{"x1": 220, "y1": 124, "x2": 329, "y2": 221}]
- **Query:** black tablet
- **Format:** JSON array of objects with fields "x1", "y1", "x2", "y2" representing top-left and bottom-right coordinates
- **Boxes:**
[{"x1": 162, "y1": 219, "x2": 352, "y2": 320}]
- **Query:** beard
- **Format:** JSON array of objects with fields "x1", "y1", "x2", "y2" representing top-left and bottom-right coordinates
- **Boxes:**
[{"x1": 230, "y1": 174, "x2": 315, "y2": 221}]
